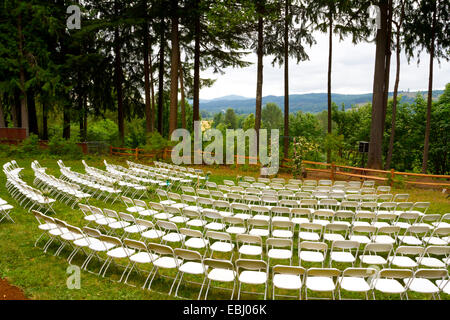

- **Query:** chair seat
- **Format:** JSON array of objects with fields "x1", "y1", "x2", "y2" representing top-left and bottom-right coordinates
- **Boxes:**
[
  {"x1": 349, "y1": 235, "x2": 371, "y2": 244},
  {"x1": 253, "y1": 215, "x2": 270, "y2": 222},
  {"x1": 422, "y1": 237, "x2": 447, "y2": 245},
  {"x1": 299, "y1": 232, "x2": 320, "y2": 241},
  {"x1": 162, "y1": 233, "x2": 185, "y2": 243},
  {"x1": 109, "y1": 221, "x2": 131, "y2": 229},
  {"x1": 233, "y1": 213, "x2": 252, "y2": 220},
  {"x1": 138, "y1": 209, "x2": 157, "y2": 216},
  {"x1": 388, "y1": 256, "x2": 417, "y2": 268},
  {"x1": 141, "y1": 229, "x2": 165, "y2": 239},
  {"x1": 124, "y1": 225, "x2": 148, "y2": 234},
  {"x1": 208, "y1": 268, "x2": 236, "y2": 282},
  {"x1": 272, "y1": 230, "x2": 294, "y2": 238},
  {"x1": 107, "y1": 247, "x2": 135, "y2": 258},
  {"x1": 84, "y1": 214, "x2": 103, "y2": 222},
  {"x1": 292, "y1": 218, "x2": 310, "y2": 225},
  {"x1": 340, "y1": 277, "x2": 371, "y2": 292},
  {"x1": 73, "y1": 237, "x2": 100, "y2": 247},
  {"x1": 210, "y1": 241, "x2": 234, "y2": 252},
  {"x1": 186, "y1": 219, "x2": 206, "y2": 227},
  {"x1": 153, "y1": 256, "x2": 180, "y2": 269},
  {"x1": 375, "y1": 279, "x2": 405, "y2": 294},
  {"x1": 239, "y1": 245, "x2": 262, "y2": 256},
  {"x1": 406, "y1": 278, "x2": 439, "y2": 294},
  {"x1": 184, "y1": 238, "x2": 208, "y2": 249},
  {"x1": 416, "y1": 257, "x2": 446, "y2": 268},
  {"x1": 306, "y1": 277, "x2": 336, "y2": 292},
  {"x1": 226, "y1": 227, "x2": 246, "y2": 234},
  {"x1": 273, "y1": 274, "x2": 302, "y2": 290},
  {"x1": 268, "y1": 249, "x2": 292, "y2": 260},
  {"x1": 89, "y1": 241, "x2": 116, "y2": 252},
  {"x1": 359, "y1": 255, "x2": 387, "y2": 265},
  {"x1": 179, "y1": 261, "x2": 206, "y2": 275},
  {"x1": 398, "y1": 236, "x2": 422, "y2": 246},
  {"x1": 372, "y1": 235, "x2": 396, "y2": 244},
  {"x1": 249, "y1": 229, "x2": 270, "y2": 237},
  {"x1": 330, "y1": 252, "x2": 355, "y2": 263},
  {"x1": 38, "y1": 223, "x2": 57, "y2": 231},
  {"x1": 299, "y1": 251, "x2": 325, "y2": 263},
  {"x1": 169, "y1": 216, "x2": 189, "y2": 224},
  {"x1": 96, "y1": 217, "x2": 117, "y2": 225},
  {"x1": 324, "y1": 233, "x2": 345, "y2": 242},
  {"x1": 61, "y1": 232, "x2": 84, "y2": 241},
  {"x1": 239, "y1": 271, "x2": 267, "y2": 285},
  {"x1": 129, "y1": 252, "x2": 157, "y2": 264},
  {"x1": 154, "y1": 213, "x2": 173, "y2": 220},
  {"x1": 205, "y1": 222, "x2": 225, "y2": 230}
]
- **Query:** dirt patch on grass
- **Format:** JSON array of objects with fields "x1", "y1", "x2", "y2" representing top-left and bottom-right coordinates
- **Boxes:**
[{"x1": 0, "y1": 278, "x2": 28, "y2": 300}]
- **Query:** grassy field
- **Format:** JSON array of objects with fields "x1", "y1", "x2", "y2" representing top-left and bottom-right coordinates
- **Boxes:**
[{"x1": 0, "y1": 155, "x2": 449, "y2": 300}]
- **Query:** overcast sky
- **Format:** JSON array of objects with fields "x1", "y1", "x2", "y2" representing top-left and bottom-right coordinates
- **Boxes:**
[{"x1": 199, "y1": 31, "x2": 450, "y2": 100}]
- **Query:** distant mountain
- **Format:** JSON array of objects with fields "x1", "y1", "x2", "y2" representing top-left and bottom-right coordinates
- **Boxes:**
[{"x1": 199, "y1": 90, "x2": 444, "y2": 114}]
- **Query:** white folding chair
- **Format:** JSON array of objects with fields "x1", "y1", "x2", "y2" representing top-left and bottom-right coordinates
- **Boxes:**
[
  {"x1": 272, "y1": 265, "x2": 305, "y2": 300},
  {"x1": 304, "y1": 268, "x2": 341, "y2": 300},
  {"x1": 236, "y1": 259, "x2": 268, "y2": 300}
]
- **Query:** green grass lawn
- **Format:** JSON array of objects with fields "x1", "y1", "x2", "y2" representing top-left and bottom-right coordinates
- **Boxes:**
[{"x1": 0, "y1": 156, "x2": 449, "y2": 300}]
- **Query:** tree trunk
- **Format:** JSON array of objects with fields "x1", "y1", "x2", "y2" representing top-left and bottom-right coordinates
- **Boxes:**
[
  {"x1": 63, "y1": 103, "x2": 71, "y2": 139},
  {"x1": 179, "y1": 60, "x2": 186, "y2": 129},
  {"x1": 0, "y1": 94, "x2": 5, "y2": 128},
  {"x1": 367, "y1": 0, "x2": 388, "y2": 169},
  {"x1": 143, "y1": 2, "x2": 152, "y2": 134},
  {"x1": 381, "y1": 0, "x2": 393, "y2": 129},
  {"x1": 169, "y1": 0, "x2": 179, "y2": 136},
  {"x1": 283, "y1": 0, "x2": 289, "y2": 161},
  {"x1": 157, "y1": 24, "x2": 165, "y2": 135},
  {"x1": 255, "y1": 14, "x2": 264, "y2": 149},
  {"x1": 385, "y1": 4, "x2": 404, "y2": 170},
  {"x1": 193, "y1": 0, "x2": 201, "y2": 124},
  {"x1": 17, "y1": 13, "x2": 28, "y2": 136},
  {"x1": 327, "y1": 11, "x2": 333, "y2": 163},
  {"x1": 42, "y1": 102, "x2": 48, "y2": 140},
  {"x1": 27, "y1": 89, "x2": 38, "y2": 135},
  {"x1": 422, "y1": 2, "x2": 437, "y2": 174},
  {"x1": 150, "y1": 53, "x2": 156, "y2": 132},
  {"x1": 13, "y1": 90, "x2": 21, "y2": 128},
  {"x1": 114, "y1": 2, "x2": 124, "y2": 145}
]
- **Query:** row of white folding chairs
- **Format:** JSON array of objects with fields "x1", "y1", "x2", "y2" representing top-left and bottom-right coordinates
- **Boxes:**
[
  {"x1": 32, "y1": 164, "x2": 91, "y2": 208},
  {"x1": 117, "y1": 196, "x2": 450, "y2": 251},
  {"x1": 33, "y1": 210, "x2": 450, "y2": 300},
  {"x1": 4, "y1": 163, "x2": 56, "y2": 214},
  {"x1": 59, "y1": 166, "x2": 122, "y2": 203},
  {"x1": 104, "y1": 160, "x2": 159, "y2": 185},
  {"x1": 161, "y1": 189, "x2": 428, "y2": 218},
  {"x1": 0, "y1": 197, "x2": 14, "y2": 223},
  {"x1": 211, "y1": 182, "x2": 392, "y2": 198},
  {"x1": 182, "y1": 186, "x2": 410, "y2": 207},
  {"x1": 153, "y1": 160, "x2": 205, "y2": 176},
  {"x1": 128, "y1": 160, "x2": 203, "y2": 182},
  {"x1": 226, "y1": 177, "x2": 385, "y2": 191},
  {"x1": 82, "y1": 161, "x2": 147, "y2": 198}
]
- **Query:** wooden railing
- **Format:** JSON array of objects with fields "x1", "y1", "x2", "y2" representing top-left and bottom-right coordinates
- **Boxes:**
[{"x1": 301, "y1": 160, "x2": 450, "y2": 188}]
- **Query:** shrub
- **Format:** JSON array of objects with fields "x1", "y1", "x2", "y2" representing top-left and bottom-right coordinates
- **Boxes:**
[
  {"x1": 15, "y1": 134, "x2": 41, "y2": 157},
  {"x1": 48, "y1": 136, "x2": 83, "y2": 159}
]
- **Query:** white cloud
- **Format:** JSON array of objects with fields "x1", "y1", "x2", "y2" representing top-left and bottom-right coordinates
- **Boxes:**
[{"x1": 199, "y1": 31, "x2": 450, "y2": 99}]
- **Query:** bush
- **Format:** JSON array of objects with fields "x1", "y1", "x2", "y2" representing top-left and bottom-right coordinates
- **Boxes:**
[
  {"x1": 86, "y1": 119, "x2": 119, "y2": 143},
  {"x1": 142, "y1": 132, "x2": 172, "y2": 152},
  {"x1": 48, "y1": 136, "x2": 83, "y2": 160}
]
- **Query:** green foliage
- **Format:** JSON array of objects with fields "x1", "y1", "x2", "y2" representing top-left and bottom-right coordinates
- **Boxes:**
[
  {"x1": 291, "y1": 136, "x2": 319, "y2": 178},
  {"x1": 48, "y1": 136, "x2": 83, "y2": 160},
  {"x1": 142, "y1": 132, "x2": 172, "y2": 153},
  {"x1": 262, "y1": 103, "x2": 283, "y2": 131},
  {"x1": 86, "y1": 119, "x2": 119, "y2": 143}
]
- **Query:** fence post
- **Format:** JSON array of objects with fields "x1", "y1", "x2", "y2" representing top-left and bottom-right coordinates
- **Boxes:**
[
  {"x1": 331, "y1": 162, "x2": 335, "y2": 181},
  {"x1": 135, "y1": 148, "x2": 138, "y2": 160},
  {"x1": 390, "y1": 169, "x2": 395, "y2": 187},
  {"x1": 109, "y1": 145, "x2": 112, "y2": 156}
]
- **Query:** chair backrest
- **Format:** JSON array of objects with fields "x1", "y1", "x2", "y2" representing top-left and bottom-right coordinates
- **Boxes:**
[
  {"x1": 341, "y1": 267, "x2": 377, "y2": 279},
  {"x1": 100, "y1": 235, "x2": 122, "y2": 247},
  {"x1": 83, "y1": 226, "x2": 102, "y2": 238},
  {"x1": 414, "y1": 268, "x2": 448, "y2": 280},
  {"x1": 363, "y1": 243, "x2": 393, "y2": 254},
  {"x1": 247, "y1": 218, "x2": 269, "y2": 228},
  {"x1": 103, "y1": 208, "x2": 118, "y2": 219},
  {"x1": 266, "y1": 238, "x2": 292, "y2": 249},
  {"x1": 156, "y1": 219, "x2": 178, "y2": 232},
  {"x1": 203, "y1": 258, "x2": 234, "y2": 271},
  {"x1": 174, "y1": 248, "x2": 203, "y2": 262},
  {"x1": 273, "y1": 265, "x2": 305, "y2": 277},
  {"x1": 236, "y1": 234, "x2": 262, "y2": 246},
  {"x1": 423, "y1": 245, "x2": 450, "y2": 256},
  {"x1": 118, "y1": 212, "x2": 136, "y2": 223},
  {"x1": 307, "y1": 268, "x2": 341, "y2": 278},
  {"x1": 180, "y1": 228, "x2": 203, "y2": 239},
  {"x1": 394, "y1": 245, "x2": 425, "y2": 256},
  {"x1": 299, "y1": 241, "x2": 328, "y2": 252},
  {"x1": 378, "y1": 269, "x2": 413, "y2": 279},
  {"x1": 236, "y1": 259, "x2": 268, "y2": 272},
  {"x1": 124, "y1": 238, "x2": 147, "y2": 251},
  {"x1": 205, "y1": 230, "x2": 232, "y2": 242},
  {"x1": 331, "y1": 240, "x2": 360, "y2": 251},
  {"x1": 147, "y1": 242, "x2": 175, "y2": 256}
]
